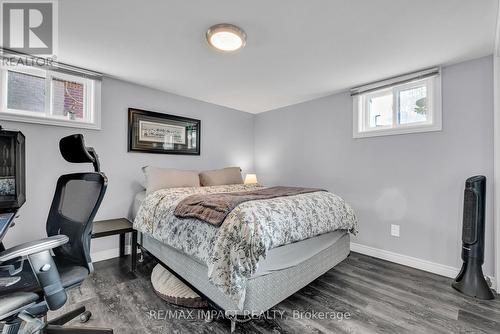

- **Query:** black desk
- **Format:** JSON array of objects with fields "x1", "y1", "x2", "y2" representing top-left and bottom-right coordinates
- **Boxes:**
[
  {"x1": 91, "y1": 218, "x2": 137, "y2": 272},
  {"x1": 0, "y1": 212, "x2": 16, "y2": 252}
]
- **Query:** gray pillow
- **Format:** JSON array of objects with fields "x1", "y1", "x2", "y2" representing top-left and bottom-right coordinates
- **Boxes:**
[
  {"x1": 143, "y1": 166, "x2": 200, "y2": 194},
  {"x1": 199, "y1": 167, "x2": 243, "y2": 186}
]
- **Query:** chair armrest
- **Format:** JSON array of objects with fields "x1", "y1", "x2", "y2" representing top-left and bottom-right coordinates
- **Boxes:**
[
  {"x1": 0, "y1": 256, "x2": 24, "y2": 276},
  {"x1": 0, "y1": 235, "x2": 69, "y2": 263}
]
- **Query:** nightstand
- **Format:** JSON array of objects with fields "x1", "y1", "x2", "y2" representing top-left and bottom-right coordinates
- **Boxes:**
[{"x1": 92, "y1": 218, "x2": 137, "y2": 272}]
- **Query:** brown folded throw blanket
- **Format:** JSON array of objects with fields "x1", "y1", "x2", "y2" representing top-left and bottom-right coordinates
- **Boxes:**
[{"x1": 174, "y1": 186, "x2": 324, "y2": 227}]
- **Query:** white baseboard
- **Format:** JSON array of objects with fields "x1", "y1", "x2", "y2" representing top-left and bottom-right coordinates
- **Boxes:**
[
  {"x1": 350, "y1": 242, "x2": 460, "y2": 278},
  {"x1": 91, "y1": 245, "x2": 133, "y2": 263},
  {"x1": 91, "y1": 242, "x2": 497, "y2": 293},
  {"x1": 350, "y1": 242, "x2": 497, "y2": 292}
]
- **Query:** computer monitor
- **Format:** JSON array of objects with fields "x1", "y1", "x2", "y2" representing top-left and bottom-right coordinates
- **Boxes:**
[{"x1": 0, "y1": 129, "x2": 25, "y2": 212}]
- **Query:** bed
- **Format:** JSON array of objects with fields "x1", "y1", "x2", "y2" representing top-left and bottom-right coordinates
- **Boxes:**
[{"x1": 132, "y1": 183, "x2": 357, "y2": 322}]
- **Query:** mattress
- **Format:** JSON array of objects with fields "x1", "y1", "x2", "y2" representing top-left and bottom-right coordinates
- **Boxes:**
[
  {"x1": 139, "y1": 230, "x2": 350, "y2": 313},
  {"x1": 132, "y1": 190, "x2": 146, "y2": 219},
  {"x1": 132, "y1": 188, "x2": 346, "y2": 276}
]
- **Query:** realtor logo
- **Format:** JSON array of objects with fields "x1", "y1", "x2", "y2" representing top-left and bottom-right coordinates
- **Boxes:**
[{"x1": 1, "y1": 0, "x2": 57, "y2": 55}]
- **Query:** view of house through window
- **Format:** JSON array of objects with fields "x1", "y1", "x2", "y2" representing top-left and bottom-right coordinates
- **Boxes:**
[
  {"x1": 52, "y1": 78, "x2": 85, "y2": 120},
  {"x1": 0, "y1": 66, "x2": 100, "y2": 129}
]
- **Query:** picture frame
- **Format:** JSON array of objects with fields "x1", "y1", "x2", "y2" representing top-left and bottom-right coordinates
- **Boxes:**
[{"x1": 128, "y1": 108, "x2": 201, "y2": 155}]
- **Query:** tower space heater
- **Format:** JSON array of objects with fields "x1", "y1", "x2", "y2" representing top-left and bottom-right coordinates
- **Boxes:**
[{"x1": 452, "y1": 175, "x2": 495, "y2": 300}]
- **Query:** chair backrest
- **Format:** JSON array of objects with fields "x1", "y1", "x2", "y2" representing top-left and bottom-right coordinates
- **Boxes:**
[{"x1": 46, "y1": 172, "x2": 107, "y2": 272}]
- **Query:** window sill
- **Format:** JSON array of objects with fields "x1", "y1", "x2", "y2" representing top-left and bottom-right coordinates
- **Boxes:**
[
  {"x1": 0, "y1": 112, "x2": 101, "y2": 130},
  {"x1": 353, "y1": 124, "x2": 442, "y2": 139}
]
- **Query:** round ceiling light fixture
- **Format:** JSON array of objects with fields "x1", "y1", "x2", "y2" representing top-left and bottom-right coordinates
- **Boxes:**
[{"x1": 206, "y1": 23, "x2": 246, "y2": 52}]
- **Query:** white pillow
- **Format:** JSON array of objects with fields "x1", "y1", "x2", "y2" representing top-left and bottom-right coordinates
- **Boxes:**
[
  {"x1": 199, "y1": 167, "x2": 243, "y2": 186},
  {"x1": 142, "y1": 166, "x2": 200, "y2": 194}
]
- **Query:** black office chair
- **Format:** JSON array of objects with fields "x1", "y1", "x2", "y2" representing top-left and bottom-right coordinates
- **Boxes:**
[{"x1": 0, "y1": 134, "x2": 111, "y2": 333}]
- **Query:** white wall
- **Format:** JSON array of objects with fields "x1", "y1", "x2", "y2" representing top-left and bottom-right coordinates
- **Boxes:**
[
  {"x1": 2, "y1": 56, "x2": 495, "y2": 277},
  {"x1": 1, "y1": 77, "x2": 255, "y2": 255},
  {"x1": 494, "y1": 54, "x2": 500, "y2": 292},
  {"x1": 254, "y1": 56, "x2": 495, "y2": 275}
]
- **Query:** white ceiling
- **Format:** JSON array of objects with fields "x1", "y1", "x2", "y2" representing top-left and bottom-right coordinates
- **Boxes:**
[{"x1": 59, "y1": 0, "x2": 498, "y2": 113}]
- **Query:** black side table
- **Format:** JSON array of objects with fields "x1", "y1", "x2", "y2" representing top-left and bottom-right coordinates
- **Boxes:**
[{"x1": 92, "y1": 218, "x2": 137, "y2": 272}]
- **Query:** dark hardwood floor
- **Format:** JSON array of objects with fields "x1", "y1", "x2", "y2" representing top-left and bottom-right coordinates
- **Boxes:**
[{"x1": 50, "y1": 252, "x2": 500, "y2": 333}]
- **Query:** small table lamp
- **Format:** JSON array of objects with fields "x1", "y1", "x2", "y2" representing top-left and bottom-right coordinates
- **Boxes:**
[{"x1": 244, "y1": 174, "x2": 258, "y2": 184}]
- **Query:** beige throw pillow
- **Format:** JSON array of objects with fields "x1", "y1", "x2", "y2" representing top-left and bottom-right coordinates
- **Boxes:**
[
  {"x1": 143, "y1": 166, "x2": 200, "y2": 194},
  {"x1": 199, "y1": 167, "x2": 243, "y2": 186}
]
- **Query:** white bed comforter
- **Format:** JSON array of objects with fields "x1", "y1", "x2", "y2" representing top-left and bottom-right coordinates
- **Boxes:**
[{"x1": 133, "y1": 184, "x2": 358, "y2": 309}]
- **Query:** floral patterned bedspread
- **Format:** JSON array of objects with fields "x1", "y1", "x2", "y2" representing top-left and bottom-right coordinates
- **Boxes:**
[{"x1": 133, "y1": 184, "x2": 358, "y2": 309}]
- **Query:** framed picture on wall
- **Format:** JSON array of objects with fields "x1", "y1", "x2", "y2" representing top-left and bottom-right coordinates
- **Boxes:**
[{"x1": 128, "y1": 108, "x2": 201, "y2": 155}]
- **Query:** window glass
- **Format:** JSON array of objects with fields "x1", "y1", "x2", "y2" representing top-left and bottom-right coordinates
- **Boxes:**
[
  {"x1": 398, "y1": 85, "x2": 427, "y2": 124},
  {"x1": 1, "y1": 66, "x2": 100, "y2": 129},
  {"x1": 352, "y1": 73, "x2": 441, "y2": 138},
  {"x1": 7, "y1": 70, "x2": 45, "y2": 113},
  {"x1": 368, "y1": 93, "x2": 392, "y2": 128},
  {"x1": 52, "y1": 78, "x2": 85, "y2": 120}
]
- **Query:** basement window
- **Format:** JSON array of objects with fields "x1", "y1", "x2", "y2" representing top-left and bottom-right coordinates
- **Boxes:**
[
  {"x1": 352, "y1": 68, "x2": 442, "y2": 138},
  {"x1": 0, "y1": 65, "x2": 101, "y2": 129}
]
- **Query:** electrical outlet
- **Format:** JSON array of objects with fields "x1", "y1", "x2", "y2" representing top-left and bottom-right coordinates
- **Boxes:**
[{"x1": 391, "y1": 224, "x2": 400, "y2": 237}]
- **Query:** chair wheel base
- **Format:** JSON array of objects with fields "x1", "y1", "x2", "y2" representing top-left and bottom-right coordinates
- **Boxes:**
[{"x1": 80, "y1": 311, "x2": 92, "y2": 323}]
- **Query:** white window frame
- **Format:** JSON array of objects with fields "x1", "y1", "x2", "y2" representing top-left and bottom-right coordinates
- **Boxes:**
[
  {"x1": 0, "y1": 65, "x2": 101, "y2": 130},
  {"x1": 353, "y1": 71, "x2": 442, "y2": 138}
]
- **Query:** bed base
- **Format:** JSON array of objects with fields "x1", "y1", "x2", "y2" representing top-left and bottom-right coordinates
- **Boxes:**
[
  {"x1": 137, "y1": 243, "x2": 225, "y2": 311},
  {"x1": 137, "y1": 231, "x2": 350, "y2": 332}
]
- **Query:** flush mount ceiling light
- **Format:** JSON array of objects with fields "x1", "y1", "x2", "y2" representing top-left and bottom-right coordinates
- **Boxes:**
[{"x1": 206, "y1": 24, "x2": 246, "y2": 52}]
